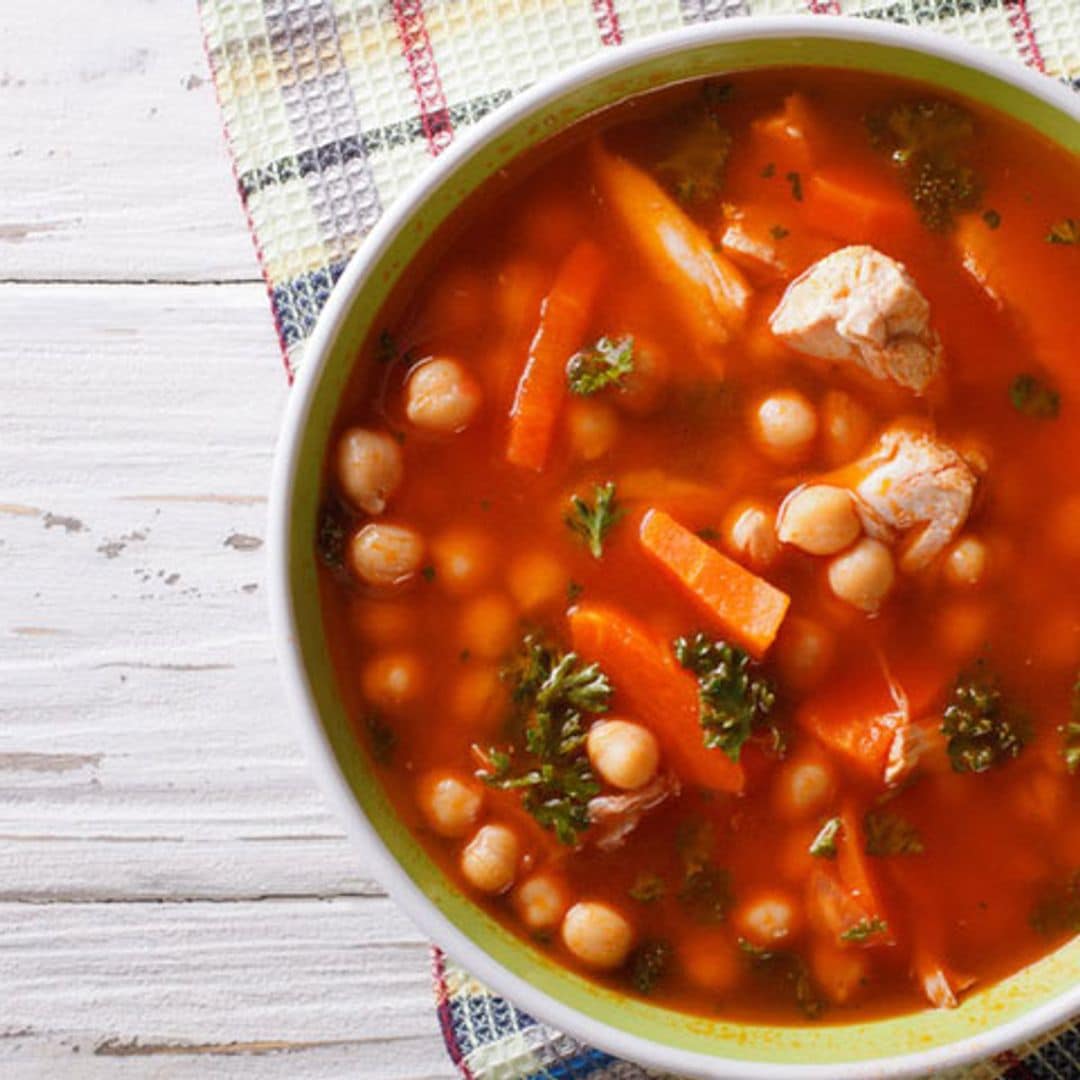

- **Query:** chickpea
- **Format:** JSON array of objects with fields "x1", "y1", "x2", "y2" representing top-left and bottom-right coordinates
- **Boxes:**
[
  {"x1": 451, "y1": 664, "x2": 503, "y2": 730},
  {"x1": 724, "y1": 500, "x2": 779, "y2": 570},
  {"x1": 777, "y1": 485, "x2": 861, "y2": 556},
  {"x1": 514, "y1": 872, "x2": 570, "y2": 931},
  {"x1": 506, "y1": 549, "x2": 566, "y2": 613},
  {"x1": 336, "y1": 427, "x2": 403, "y2": 515},
  {"x1": 566, "y1": 398, "x2": 619, "y2": 461},
  {"x1": 679, "y1": 930, "x2": 741, "y2": 994},
  {"x1": 430, "y1": 528, "x2": 493, "y2": 595},
  {"x1": 349, "y1": 523, "x2": 424, "y2": 587},
  {"x1": 809, "y1": 940, "x2": 868, "y2": 1005},
  {"x1": 586, "y1": 720, "x2": 660, "y2": 791},
  {"x1": 827, "y1": 538, "x2": 895, "y2": 613},
  {"x1": 775, "y1": 616, "x2": 835, "y2": 691},
  {"x1": 361, "y1": 651, "x2": 424, "y2": 709},
  {"x1": 561, "y1": 901, "x2": 635, "y2": 971},
  {"x1": 751, "y1": 389, "x2": 818, "y2": 463},
  {"x1": 773, "y1": 759, "x2": 835, "y2": 821},
  {"x1": 460, "y1": 592, "x2": 518, "y2": 660},
  {"x1": 417, "y1": 771, "x2": 483, "y2": 838},
  {"x1": 821, "y1": 390, "x2": 872, "y2": 466},
  {"x1": 461, "y1": 824, "x2": 520, "y2": 894},
  {"x1": 405, "y1": 357, "x2": 483, "y2": 433},
  {"x1": 943, "y1": 535, "x2": 988, "y2": 587},
  {"x1": 733, "y1": 890, "x2": 802, "y2": 950}
]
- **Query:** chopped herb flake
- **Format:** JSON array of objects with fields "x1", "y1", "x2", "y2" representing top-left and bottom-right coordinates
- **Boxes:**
[
  {"x1": 1010, "y1": 373, "x2": 1061, "y2": 419},
  {"x1": 864, "y1": 811, "x2": 925, "y2": 856},
  {"x1": 566, "y1": 482, "x2": 624, "y2": 559},
  {"x1": 678, "y1": 865, "x2": 734, "y2": 925},
  {"x1": 566, "y1": 335, "x2": 635, "y2": 396},
  {"x1": 785, "y1": 170, "x2": 804, "y2": 202},
  {"x1": 1031, "y1": 871, "x2": 1080, "y2": 936},
  {"x1": 316, "y1": 496, "x2": 350, "y2": 573},
  {"x1": 770, "y1": 224, "x2": 790, "y2": 240},
  {"x1": 761, "y1": 162, "x2": 776, "y2": 179},
  {"x1": 365, "y1": 713, "x2": 396, "y2": 765},
  {"x1": 809, "y1": 817, "x2": 842, "y2": 859},
  {"x1": 631, "y1": 940, "x2": 673, "y2": 994},
  {"x1": 982, "y1": 208, "x2": 1002, "y2": 229},
  {"x1": 738, "y1": 938, "x2": 824, "y2": 1019},
  {"x1": 479, "y1": 637, "x2": 610, "y2": 845},
  {"x1": 840, "y1": 916, "x2": 890, "y2": 943},
  {"x1": 941, "y1": 665, "x2": 1028, "y2": 773},
  {"x1": 629, "y1": 872, "x2": 667, "y2": 903},
  {"x1": 421, "y1": 564, "x2": 436, "y2": 582},
  {"x1": 674, "y1": 633, "x2": 779, "y2": 761},
  {"x1": 1047, "y1": 218, "x2": 1079, "y2": 245}
]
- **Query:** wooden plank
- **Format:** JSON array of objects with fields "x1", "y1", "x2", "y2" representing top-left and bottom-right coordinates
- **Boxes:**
[
  {"x1": 0, "y1": 1, "x2": 258, "y2": 283},
  {"x1": 0, "y1": 897, "x2": 454, "y2": 1079},
  {"x1": 0, "y1": 282, "x2": 371, "y2": 900}
]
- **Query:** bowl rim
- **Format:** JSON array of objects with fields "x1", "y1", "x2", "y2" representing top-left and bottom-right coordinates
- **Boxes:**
[{"x1": 269, "y1": 15, "x2": 1080, "y2": 1079}]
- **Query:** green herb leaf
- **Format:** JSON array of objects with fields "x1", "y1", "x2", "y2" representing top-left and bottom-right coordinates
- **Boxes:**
[
  {"x1": 941, "y1": 665, "x2": 1028, "y2": 774},
  {"x1": 566, "y1": 580, "x2": 584, "y2": 603},
  {"x1": 480, "y1": 637, "x2": 611, "y2": 844},
  {"x1": 566, "y1": 335, "x2": 635, "y2": 396},
  {"x1": 365, "y1": 713, "x2": 396, "y2": 765},
  {"x1": 982, "y1": 208, "x2": 1001, "y2": 229},
  {"x1": 1047, "y1": 218, "x2": 1079, "y2": 245},
  {"x1": 769, "y1": 224, "x2": 790, "y2": 241},
  {"x1": 629, "y1": 872, "x2": 667, "y2": 904},
  {"x1": 676, "y1": 818, "x2": 715, "y2": 876},
  {"x1": 738, "y1": 938, "x2": 824, "y2": 1019},
  {"x1": 316, "y1": 496, "x2": 350, "y2": 573},
  {"x1": 785, "y1": 171, "x2": 803, "y2": 202},
  {"x1": 760, "y1": 162, "x2": 776, "y2": 179},
  {"x1": 809, "y1": 817, "x2": 842, "y2": 859},
  {"x1": 566, "y1": 482, "x2": 624, "y2": 559},
  {"x1": 674, "y1": 633, "x2": 779, "y2": 762},
  {"x1": 866, "y1": 100, "x2": 980, "y2": 231},
  {"x1": 630, "y1": 940, "x2": 673, "y2": 994},
  {"x1": 864, "y1": 811, "x2": 925, "y2": 856},
  {"x1": 1010, "y1": 373, "x2": 1061, "y2": 419},
  {"x1": 840, "y1": 916, "x2": 890, "y2": 943},
  {"x1": 678, "y1": 866, "x2": 734, "y2": 925},
  {"x1": 1031, "y1": 871, "x2": 1080, "y2": 936},
  {"x1": 657, "y1": 104, "x2": 733, "y2": 206}
]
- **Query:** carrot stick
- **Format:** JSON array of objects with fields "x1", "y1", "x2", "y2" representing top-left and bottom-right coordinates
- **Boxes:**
[
  {"x1": 568, "y1": 603, "x2": 744, "y2": 793},
  {"x1": 638, "y1": 509, "x2": 790, "y2": 659},
  {"x1": 589, "y1": 140, "x2": 750, "y2": 358},
  {"x1": 801, "y1": 167, "x2": 919, "y2": 242},
  {"x1": 505, "y1": 240, "x2": 606, "y2": 471}
]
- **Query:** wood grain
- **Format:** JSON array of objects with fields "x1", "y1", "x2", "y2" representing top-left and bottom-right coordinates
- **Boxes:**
[{"x1": 0, "y1": 3, "x2": 458, "y2": 1064}]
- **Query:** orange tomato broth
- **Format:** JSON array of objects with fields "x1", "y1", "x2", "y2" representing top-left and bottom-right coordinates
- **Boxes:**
[{"x1": 317, "y1": 68, "x2": 1080, "y2": 1024}]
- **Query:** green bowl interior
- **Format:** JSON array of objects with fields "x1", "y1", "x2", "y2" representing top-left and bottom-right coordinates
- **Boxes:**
[{"x1": 288, "y1": 35, "x2": 1080, "y2": 1065}]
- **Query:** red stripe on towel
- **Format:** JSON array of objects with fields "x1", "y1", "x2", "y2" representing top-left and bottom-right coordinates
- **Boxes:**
[
  {"x1": 1004, "y1": 0, "x2": 1047, "y2": 73},
  {"x1": 393, "y1": 0, "x2": 454, "y2": 155},
  {"x1": 432, "y1": 948, "x2": 478, "y2": 1080},
  {"x1": 592, "y1": 0, "x2": 624, "y2": 46},
  {"x1": 807, "y1": 0, "x2": 842, "y2": 14}
]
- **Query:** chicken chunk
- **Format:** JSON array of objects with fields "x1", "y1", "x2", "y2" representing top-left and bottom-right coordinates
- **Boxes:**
[
  {"x1": 849, "y1": 424, "x2": 977, "y2": 573},
  {"x1": 769, "y1": 246, "x2": 943, "y2": 393}
]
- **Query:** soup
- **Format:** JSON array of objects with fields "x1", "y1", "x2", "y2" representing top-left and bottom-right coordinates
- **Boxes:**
[{"x1": 316, "y1": 68, "x2": 1080, "y2": 1024}]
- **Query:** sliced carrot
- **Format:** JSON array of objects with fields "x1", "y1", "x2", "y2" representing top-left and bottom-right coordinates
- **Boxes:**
[
  {"x1": 505, "y1": 240, "x2": 606, "y2": 472},
  {"x1": 589, "y1": 140, "x2": 750, "y2": 358},
  {"x1": 568, "y1": 603, "x2": 744, "y2": 794},
  {"x1": 836, "y1": 803, "x2": 894, "y2": 943},
  {"x1": 796, "y1": 654, "x2": 948, "y2": 783},
  {"x1": 801, "y1": 167, "x2": 919, "y2": 243},
  {"x1": 638, "y1": 508, "x2": 790, "y2": 659}
]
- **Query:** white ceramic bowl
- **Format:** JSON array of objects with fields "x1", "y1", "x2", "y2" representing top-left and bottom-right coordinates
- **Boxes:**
[{"x1": 270, "y1": 16, "x2": 1080, "y2": 1077}]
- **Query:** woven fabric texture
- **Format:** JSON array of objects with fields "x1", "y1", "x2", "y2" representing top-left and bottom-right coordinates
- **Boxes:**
[{"x1": 198, "y1": 0, "x2": 1080, "y2": 1074}]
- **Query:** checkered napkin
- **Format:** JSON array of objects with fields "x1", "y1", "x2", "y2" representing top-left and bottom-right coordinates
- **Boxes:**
[{"x1": 198, "y1": 0, "x2": 1079, "y2": 1074}]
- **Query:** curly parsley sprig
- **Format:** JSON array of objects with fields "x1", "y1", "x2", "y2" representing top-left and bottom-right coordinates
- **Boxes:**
[{"x1": 566, "y1": 482, "x2": 624, "y2": 559}]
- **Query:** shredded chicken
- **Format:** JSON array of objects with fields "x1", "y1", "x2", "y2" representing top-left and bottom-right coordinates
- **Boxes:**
[
  {"x1": 587, "y1": 773, "x2": 679, "y2": 851},
  {"x1": 769, "y1": 245, "x2": 943, "y2": 393},
  {"x1": 850, "y1": 424, "x2": 977, "y2": 572}
]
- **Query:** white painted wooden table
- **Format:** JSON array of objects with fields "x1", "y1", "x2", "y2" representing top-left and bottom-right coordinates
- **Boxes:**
[{"x1": 1, "y1": 4, "x2": 454, "y2": 1076}]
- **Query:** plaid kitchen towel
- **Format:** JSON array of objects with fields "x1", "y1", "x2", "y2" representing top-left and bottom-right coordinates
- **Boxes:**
[{"x1": 199, "y1": 0, "x2": 1080, "y2": 1075}]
